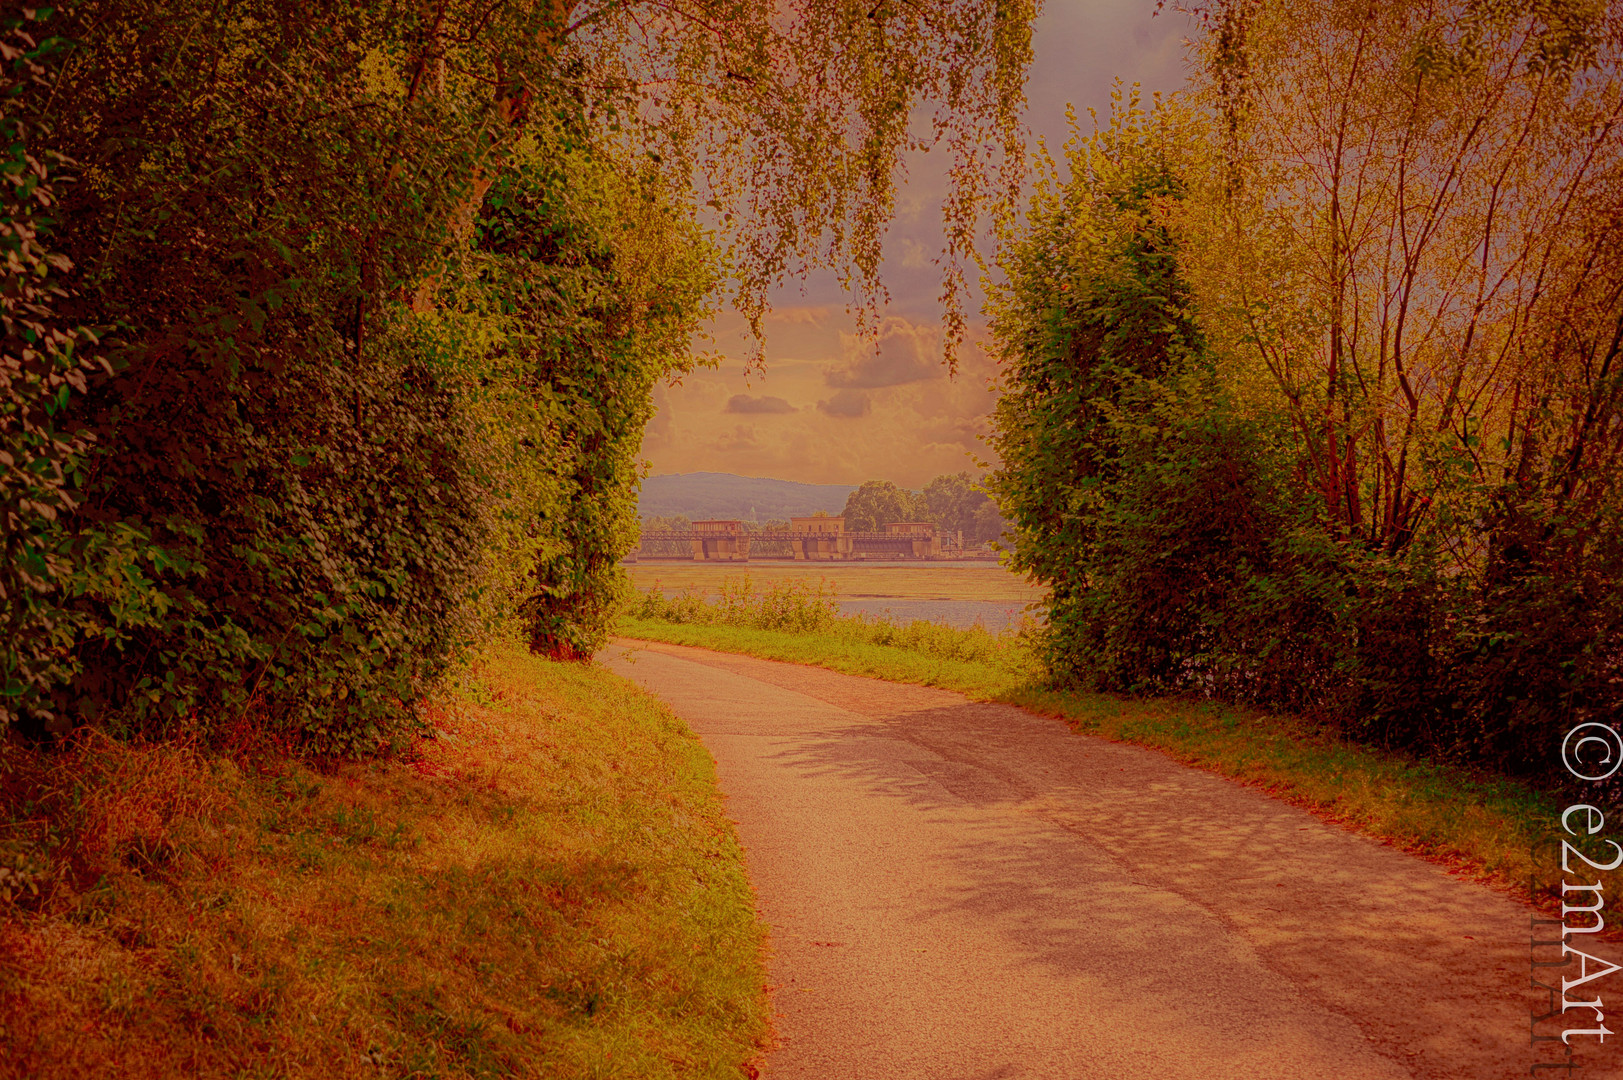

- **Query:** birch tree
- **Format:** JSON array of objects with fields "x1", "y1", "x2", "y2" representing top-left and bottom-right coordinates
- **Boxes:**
[{"x1": 1189, "y1": 0, "x2": 1623, "y2": 561}]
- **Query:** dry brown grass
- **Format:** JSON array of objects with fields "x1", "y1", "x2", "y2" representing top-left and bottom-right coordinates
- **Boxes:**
[{"x1": 0, "y1": 649, "x2": 769, "y2": 1079}]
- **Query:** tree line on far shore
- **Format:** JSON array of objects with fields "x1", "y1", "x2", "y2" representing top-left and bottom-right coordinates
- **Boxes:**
[{"x1": 640, "y1": 472, "x2": 1007, "y2": 548}]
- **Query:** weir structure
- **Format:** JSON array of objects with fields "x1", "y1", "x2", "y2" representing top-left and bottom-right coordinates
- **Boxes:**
[{"x1": 633, "y1": 516, "x2": 946, "y2": 561}]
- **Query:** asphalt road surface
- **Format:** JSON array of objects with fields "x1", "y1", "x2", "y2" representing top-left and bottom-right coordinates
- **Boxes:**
[{"x1": 600, "y1": 639, "x2": 1538, "y2": 1080}]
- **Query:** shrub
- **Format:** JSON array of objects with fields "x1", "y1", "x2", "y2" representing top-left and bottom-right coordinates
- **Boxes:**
[
  {"x1": 987, "y1": 88, "x2": 1623, "y2": 786},
  {"x1": 0, "y1": 8, "x2": 108, "y2": 736},
  {"x1": 2, "y1": 7, "x2": 709, "y2": 751}
]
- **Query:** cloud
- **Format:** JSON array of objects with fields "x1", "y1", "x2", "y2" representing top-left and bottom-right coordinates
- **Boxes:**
[
  {"x1": 710, "y1": 425, "x2": 763, "y2": 453},
  {"x1": 646, "y1": 308, "x2": 1002, "y2": 486},
  {"x1": 637, "y1": 0, "x2": 1189, "y2": 488},
  {"x1": 643, "y1": 383, "x2": 675, "y2": 451},
  {"x1": 817, "y1": 389, "x2": 872, "y2": 418},
  {"x1": 725, "y1": 393, "x2": 795, "y2": 414},
  {"x1": 898, "y1": 238, "x2": 933, "y2": 271},
  {"x1": 825, "y1": 317, "x2": 944, "y2": 388}
]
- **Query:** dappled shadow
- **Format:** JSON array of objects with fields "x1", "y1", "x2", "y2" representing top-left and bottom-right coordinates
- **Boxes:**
[{"x1": 739, "y1": 688, "x2": 1530, "y2": 1080}]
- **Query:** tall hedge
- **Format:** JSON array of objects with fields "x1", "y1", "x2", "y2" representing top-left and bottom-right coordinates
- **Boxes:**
[
  {"x1": 1, "y1": 0, "x2": 1038, "y2": 749},
  {"x1": 0, "y1": 10, "x2": 106, "y2": 734},
  {"x1": 991, "y1": 88, "x2": 1623, "y2": 785},
  {"x1": 0, "y1": 4, "x2": 709, "y2": 750}
]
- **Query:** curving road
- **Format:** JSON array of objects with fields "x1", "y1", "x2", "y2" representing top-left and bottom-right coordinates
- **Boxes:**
[{"x1": 600, "y1": 639, "x2": 1535, "y2": 1080}]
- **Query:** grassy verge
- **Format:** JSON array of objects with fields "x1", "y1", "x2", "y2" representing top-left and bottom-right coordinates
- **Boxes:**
[
  {"x1": 617, "y1": 617, "x2": 1037, "y2": 697},
  {"x1": 0, "y1": 648, "x2": 769, "y2": 1079},
  {"x1": 618, "y1": 613, "x2": 1600, "y2": 917}
]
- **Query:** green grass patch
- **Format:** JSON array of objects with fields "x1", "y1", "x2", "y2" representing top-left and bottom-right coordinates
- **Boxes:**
[
  {"x1": 0, "y1": 648, "x2": 769, "y2": 1079},
  {"x1": 619, "y1": 608, "x2": 1600, "y2": 918},
  {"x1": 624, "y1": 575, "x2": 1038, "y2": 685},
  {"x1": 617, "y1": 617, "x2": 1035, "y2": 697}
]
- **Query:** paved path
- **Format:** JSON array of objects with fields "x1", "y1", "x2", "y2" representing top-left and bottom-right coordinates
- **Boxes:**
[{"x1": 600, "y1": 640, "x2": 1536, "y2": 1080}]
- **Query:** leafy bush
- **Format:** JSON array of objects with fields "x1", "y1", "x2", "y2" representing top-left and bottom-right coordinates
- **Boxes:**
[
  {"x1": 473, "y1": 151, "x2": 717, "y2": 661},
  {"x1": 0, "y1": 0, "x2": 1039, "y2": 752},
  {"x1": 990, "y1": 87, "x2": 1623, "y2": 785},
  {"x1": 0, "y1": 5, "x2": 708, "y2": 751},
  {"x1": 0, "y1": 9, "x2": 108, "y2": 735},
  {"x1": 989, "y1": 90, "x2": 1209, "y2": 689}
]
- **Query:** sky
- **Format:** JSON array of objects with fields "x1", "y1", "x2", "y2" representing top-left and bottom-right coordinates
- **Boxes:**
[{"x1": 640, "y1": 1, "x2": 1198, "y2": 489}]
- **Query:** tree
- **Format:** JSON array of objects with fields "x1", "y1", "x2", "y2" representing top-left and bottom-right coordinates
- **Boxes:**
[
  {"x1": 0, "y1": 0, "x2": 1040, "y2": 743},
  {"x1": 838, "y1": 473, "x2": 1005, "y2": 542},
  {"x1": 1189, "y1": 0, "x2": 1623, "y2": 553},
  {"x1": 985, "y1": 7, "x2": 1623, "y2": 778},
  {"x1": 921, "y1": 472, "x2": 1005, "y2": 545},
  {"x1": 841, "y1": 480, "x2": 922, "y2": 532},
  {"x1": 988, "y1": 88, "x2": 1208, "y2": 679},
  {"x1": 1182, "y1": 0, "x2": 1623, "y2": 768},
  {"x1": 967, "y1": 497, "x2": 1010, "y2": 548}
]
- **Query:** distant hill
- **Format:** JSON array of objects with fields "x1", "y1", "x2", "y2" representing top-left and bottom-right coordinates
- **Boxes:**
[{"x1": 638, "y1": 472, "x2": 855, "y2": 522}]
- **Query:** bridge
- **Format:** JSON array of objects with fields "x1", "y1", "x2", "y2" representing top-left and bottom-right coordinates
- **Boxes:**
[{"x1": 632, "y1": 518, "x2": 946, "y2": 562}]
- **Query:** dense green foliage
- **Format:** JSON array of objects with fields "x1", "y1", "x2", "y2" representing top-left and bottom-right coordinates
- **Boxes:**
[
  {"x1": 992, "y1": 28, "x2": 1623, "y2": 785},
  {"x1": 988, "y1": 95, "x2": 1208, "y2": 679},
  {"x1": 0, "y1": 13, "x2": 107, "y2": 736},
  {"x1": 840, "y1": 472, "x2": 1004, "y2": 543},
  {"x1": 921, "y1": 472, "x2": 1006, "y2": 546},
  {"x1": 840, "y1": 479, "x2": 921, "y2": 531},
  {"x1": 1, "y1": 4, "x2": 711, "y2": 750},
  {"x1": 0, "y1": 1, "x2": 1037, "y2": 748}
]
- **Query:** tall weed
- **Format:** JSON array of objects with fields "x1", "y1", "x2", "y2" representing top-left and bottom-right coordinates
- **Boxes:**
[{"x1": 634, "y1": 576, "x2": 840, "y2": 632}]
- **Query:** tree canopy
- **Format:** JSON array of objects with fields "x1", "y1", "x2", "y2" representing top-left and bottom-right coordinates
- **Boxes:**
[
  {"x1": 839, "y1": 473, "x2": 1003, "y2": 542},
  {"x1": 841, "y1": 480, "x2": 922, "y2": 532},
  {"x1": 921, "y1": 473, "x2": 1006, "y2": 545},
  {"x1": 0, "y1": 0, "x2": 1039, "y2": 745},
  {"x1": 991, "y1": 4, "x2": 1623, "y2": 784}
]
